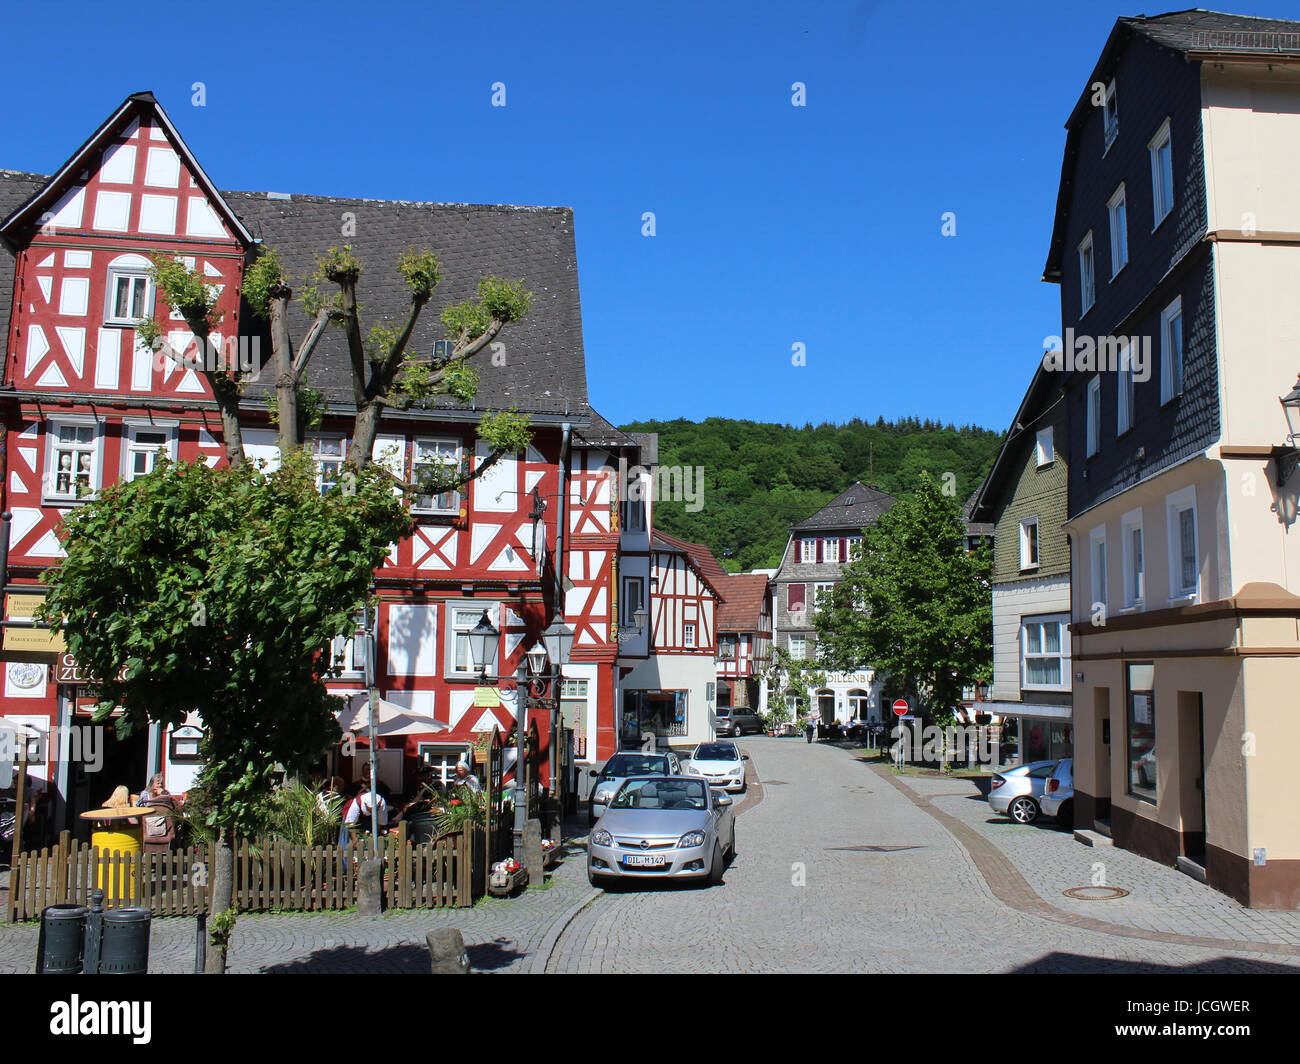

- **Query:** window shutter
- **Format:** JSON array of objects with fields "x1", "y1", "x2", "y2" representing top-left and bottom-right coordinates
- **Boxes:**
[{"x1": 788, "y1": 583, "x2": 805, "y2": 611}]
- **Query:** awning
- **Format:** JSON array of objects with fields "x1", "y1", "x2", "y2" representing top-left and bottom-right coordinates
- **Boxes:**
[
  {"x1": 984, "y1": 701, "x2": 1073, "y2": 722},
  {"x1": 336, "y1": 693, "x2": 450, "y2": 737}
]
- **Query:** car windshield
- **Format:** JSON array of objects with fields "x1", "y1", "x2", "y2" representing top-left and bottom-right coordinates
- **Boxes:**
[
  {"x1": 611, "y1": 778, "x2": 708, "y2": 811},
  {"x1": 694, "y1": 743, "x2": 738, "y2": 761},
  {"x1": 603, "y1": 754, "x2": 669, "y2": 777}
]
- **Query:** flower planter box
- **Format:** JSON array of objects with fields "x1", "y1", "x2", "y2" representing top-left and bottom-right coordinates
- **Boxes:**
[{"x1": 487, "y1": 866, "x2": 528, "y2": 897}]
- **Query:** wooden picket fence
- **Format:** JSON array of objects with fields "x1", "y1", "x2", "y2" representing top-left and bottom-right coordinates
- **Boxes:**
[{"x1": 5, "y1": 826, "x2": 483, "y2": 922}]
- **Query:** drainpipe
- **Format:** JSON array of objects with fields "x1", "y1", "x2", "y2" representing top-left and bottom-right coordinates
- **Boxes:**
[{"x1": 551, "y1": 423, "x2": 570, "y2": 801}]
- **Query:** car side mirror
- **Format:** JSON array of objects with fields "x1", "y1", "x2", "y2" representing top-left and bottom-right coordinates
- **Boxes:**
[{"x1": 715, "y1": 793, "x2": 733, "y2": 807}]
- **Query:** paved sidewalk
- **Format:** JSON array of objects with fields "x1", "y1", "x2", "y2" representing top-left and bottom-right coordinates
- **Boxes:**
[
  {"x1": 0, "y1": 838, "x2": 599, "y2": 975},
  {"x1": 878, "y1": 758, "x2": 1300, "y2": 950}
]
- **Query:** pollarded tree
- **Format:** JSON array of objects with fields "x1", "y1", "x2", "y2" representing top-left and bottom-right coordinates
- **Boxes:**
[
  {"x1": 140, "y1": 244, "x2": 534, "y2": 493},
  {"x1": 38, "y1": 451, "x2": 411, "y2": 972},
  {"x1": 813, "y1": 471, "x2": 992, "y2": 727}
]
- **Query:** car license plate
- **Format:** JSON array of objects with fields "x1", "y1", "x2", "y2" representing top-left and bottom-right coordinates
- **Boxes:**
[{"x1": 624, "y1": 854, "x2": 666, "y2": 867}]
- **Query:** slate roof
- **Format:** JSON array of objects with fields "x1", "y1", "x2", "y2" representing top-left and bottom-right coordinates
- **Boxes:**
[
  {"x1": 575, "y1": 407, "x2": 634, "y2": 449},
  {"x1": 716, "y1": 573, "x2": 769, "y2": 633},
  {"x1": 961, "y1": 488, "x2": 995, "y2": 537},
  {"x1": 1045, "y1": 10, "x2": 1300, "y2": 280},
  {"x1": 790, "y1": 481, "x2": 896, "y2": 533},
  {"x1": 229, "y1": 190, "x2": 589, "y2": 417},
  {"x1": 0, "y1": 169, "x2": 51, "y2": 366}
]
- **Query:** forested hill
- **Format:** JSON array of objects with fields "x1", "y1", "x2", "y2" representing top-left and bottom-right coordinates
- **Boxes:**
[{"x1": 617, "y1": 417, "x2": 1004, "y2": 572}]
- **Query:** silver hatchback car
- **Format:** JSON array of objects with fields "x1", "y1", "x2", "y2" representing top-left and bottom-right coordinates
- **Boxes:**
[
  {"x1": 588, "y1": 776, "x2": 736, "y2": 888},
  {"x1": 987, "y1": 759, "x2": 1058, "y2": 824}
]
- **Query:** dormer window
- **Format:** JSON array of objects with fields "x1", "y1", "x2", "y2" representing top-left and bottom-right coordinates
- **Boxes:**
[
  {"x1": 1102, "y1": 79, "x2": 1119, "y2": 151},
  {"x1": 845, "y1": 496, "x2": 855, "y2": 505}
]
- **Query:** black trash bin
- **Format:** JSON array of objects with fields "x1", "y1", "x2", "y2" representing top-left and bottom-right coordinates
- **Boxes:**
[
  {"x1": 99, "y1": 907, "x2": 151, "y2": 974},
  {"x1": 36, "y1": 904, "x2": 89, "y2": 974}
]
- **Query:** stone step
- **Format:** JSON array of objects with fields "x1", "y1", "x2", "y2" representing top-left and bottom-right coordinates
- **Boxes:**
[
  {"x1": 1073, "y1": 828, "x2": 1114, "y2": 847},
  {"x1": 1176, "y1": 855, "x2": 1208, "y2": 884},
  {"x1": 1092, "y1": 818, "x2": 1112, "y2": 838}
]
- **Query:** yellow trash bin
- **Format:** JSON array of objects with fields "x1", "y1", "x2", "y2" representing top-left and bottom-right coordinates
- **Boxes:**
[{"x1": 80, "y1": 805, "x2": 144, "y2": 895}]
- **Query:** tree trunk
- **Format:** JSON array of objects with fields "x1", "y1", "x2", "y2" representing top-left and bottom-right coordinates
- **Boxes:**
[
  {"x1": 204, "y1": 829, "x2": 235, "y2": 974},
  {"x1": 269, "y1": 296, "x2": 299, "y2": 452},
  {"x1": 348, "y1": 399, "x2": 383, "y2": 469}
]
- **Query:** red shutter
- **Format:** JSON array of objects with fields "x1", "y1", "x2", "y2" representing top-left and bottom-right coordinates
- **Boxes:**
[
  {"x1": 816, "y1": 538, "x2": 823, "y2": 563},
  {"x1": 788, "y1": 583, "x2": 805, "y2": 611}
]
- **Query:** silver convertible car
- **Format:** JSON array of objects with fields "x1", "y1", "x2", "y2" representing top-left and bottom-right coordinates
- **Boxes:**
[{"x1": 588, "y1": 776, "x2": 736, "y2": 888}]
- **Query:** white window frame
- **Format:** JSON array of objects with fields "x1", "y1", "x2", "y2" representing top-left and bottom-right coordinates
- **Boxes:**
[
  {"x1": 1117, "y1": 339, "x2": 1135, "y2": 436},
  {"x1": 122, "y1": 421, "x2": 178, "y2": 482},
  {"x1": 1089, "y1": 525, "x2": 1108, "y2": 612},
  {"x1": 330, "y1": 634, "x2": 366, "y2": 677},
  {"x1": 1086, "y1": 376, "x2": 1102, "y2": 457},
  {"x1": 1019, "y1": 517, "x2": 1040, "y2": 571},
  {"x1": 823, "y1": 538, "x2": 840, "y2": 564},
  {"x1": 789, "y1": 634, "x2": 807, "y2": 661},
  {"x1": 411, "y1": 437, "x2": 463, "y2": 515},
  {"x1": 683, "y1": 622, "x2": 697, "y2": 649},
  {"x1": 1102, "y1": 79, "x2": 1119, "y2": 152},
  {"x1": 847, "y1": 535, "x2": 862, "y2": 560},
  {"x1": 1166, "y1": 486, "x2": 1199, "y2": 602},
  {"x1": 44, "y1": 417, "x2": 103, "y2": 504},
  {"x1": 812, "y1": 582, "x2": 834, "y2": 614},
  {"x1": 1160, "y1": 296, "x2": 1183, "y2": 406},
  {"x1": 307, "y1": 435, "x2": 346, "y2": 495},
  {"x1": 417, "y1": 744, "x2": 466, "y2": 787},
  {"x1": 1149, "y1": 118, "x2": 1174, "y2": 228},
  {"x1": 444, "y1": 601, "x2": 500, "y2": 680},
  {"x1": 1121, "y1": 508, "x2": 1145, "y2": 610},
  {"x1": 1021, "y1": 613, "x2": 1070, "y2": 692},
  {"x1": 1107, "y1": 183, "x2": 1128, "y2": 277},
  {"x1": 1078, "y1": 230, "x2": 1095, "y2": 315},
  {"x1": 800, "y1": 538, "x2": 816, "y2": 563},
  {"x1": 1035, "y1": 426, "x2": 1054, "y2": 467},
  {"x1": 103, "y1": 254, "x2": 155, "y2": 327}
]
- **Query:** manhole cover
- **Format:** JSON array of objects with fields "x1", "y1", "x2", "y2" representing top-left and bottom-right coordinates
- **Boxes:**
[
  {"x1": 826, "y1": 845, "x2": 923, "y2": 853},
  {"x1": 1063, "y1": 885, "x2": 1130, "y2": 901}
]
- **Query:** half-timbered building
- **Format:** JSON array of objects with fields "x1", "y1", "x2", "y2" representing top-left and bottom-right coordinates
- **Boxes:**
[{"x1": 0, "y1": 92, "x2": 625, "y2": 836}]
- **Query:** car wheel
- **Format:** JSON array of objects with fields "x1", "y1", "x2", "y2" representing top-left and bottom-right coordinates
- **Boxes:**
[
  {"x1": 1009, "y1": 796, "x2": 1039, "y2": 824},
  {"x1": 1056, "y1": 800, "x2": 1074, "y2": 831},
  {"x1": 731, "y1": 724, "x2": 742, "y2": 737},
  {"x1": 709, "y1": 843, "x2": 725, "y2": 886}
]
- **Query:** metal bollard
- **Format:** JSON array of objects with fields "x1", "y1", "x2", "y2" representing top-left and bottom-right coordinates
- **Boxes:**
[
  {"x1": 83, "y1": 889, "x2": 104, "y2": 975},
  {"x1": 35, "y1": 904, "x2": 88, "y2": 974},
  {"x1": 98, "y1": 908, "x2": 151, "y2": 974},
  {"x1": 195, "y1": 912, "x2": 207, "y2": 974}
]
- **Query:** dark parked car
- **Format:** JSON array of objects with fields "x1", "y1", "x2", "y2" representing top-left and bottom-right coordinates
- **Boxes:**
[{"x1": 713, "y1": 707, "x2": 764, "y2": 737}]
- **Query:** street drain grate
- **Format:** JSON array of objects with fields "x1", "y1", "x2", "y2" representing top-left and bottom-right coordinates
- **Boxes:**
[
  {"x1": 1063, "y1": 886, "x2": 1130, "y2": 901},
  {"x1": 763, "y1": 780, "x2": 790, "y2": 785},
  {"x1": 826, "y1": 845, "x2": 923, "y2": 853}
]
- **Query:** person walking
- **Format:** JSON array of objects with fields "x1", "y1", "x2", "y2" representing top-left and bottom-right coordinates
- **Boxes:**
[{"x1": 804, "y1": 716, "x2": 816, "y2": 744}]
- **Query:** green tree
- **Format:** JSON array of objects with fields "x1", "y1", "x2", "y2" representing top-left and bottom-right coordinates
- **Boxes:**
[
  {"x1": 38, "y1": 452, "x2": 411, "y2": 972},
  {"x1": 812, "y1": 472, "x2": 991, "y2": 727},
  {"x1": 764, "y1": 646, "x2": 827, "y2": 727}
]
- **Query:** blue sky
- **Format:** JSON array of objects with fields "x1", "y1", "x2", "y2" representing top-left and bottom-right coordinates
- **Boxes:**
[{"x1": 7, "y1": 1, "x2": 1300, "y2": 431}]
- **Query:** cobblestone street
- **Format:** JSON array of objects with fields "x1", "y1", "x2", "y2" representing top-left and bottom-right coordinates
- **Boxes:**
[{"x1": 4, "y1": 737, "x2": 1300, "y2": 974}]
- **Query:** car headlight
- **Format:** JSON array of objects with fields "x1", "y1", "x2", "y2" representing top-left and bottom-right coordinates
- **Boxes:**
[
  {"x1": 678, "y1": 831, "x2": 706, "y2": 848},
  {"x1": 591, "y1": 829, "x2": 613, "y2": 847}
]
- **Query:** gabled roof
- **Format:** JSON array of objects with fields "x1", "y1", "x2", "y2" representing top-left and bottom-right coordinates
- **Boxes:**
[
  {"x1": 651, "y1": 530, "x2": 728, "y2": 600},
  {"x1": 717, "y1": 573, "x2": 769, "y2": 633},
  {"x1": 1044, "y1": 11, "x2": 1300, "y2": 281},
  {"x1": 962, "y1": 488, "x2": 995, "y2": 537},
  {"x1": 790, "y1": 481, "x2": 896, "y2": 532},
  {"x1": 971, "y1": 363, "x2": 1062, "y2": 523},
  {"x1": 0, "y1": 92, "x2": 254, "y2": 247},
  {"x1": 576, "y1": 407, "x2": 634, "y2": 449},
  {"x1": 0, "y1": 95, "x2": 593, "y2": 419}
]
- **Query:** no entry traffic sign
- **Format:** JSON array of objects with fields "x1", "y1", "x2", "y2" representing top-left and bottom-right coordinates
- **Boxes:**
[{"x1": 892, "y1": 698, "x2": 909, "y2": 717}]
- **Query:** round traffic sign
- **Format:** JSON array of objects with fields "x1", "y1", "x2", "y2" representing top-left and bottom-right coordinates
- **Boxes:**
[{"x1": 891, "y1": 699, "x2": 909, "y2": 717}]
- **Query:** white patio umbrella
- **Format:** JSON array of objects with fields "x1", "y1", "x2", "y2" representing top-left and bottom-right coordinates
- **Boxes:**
[{"x1": 336, "y1": 693, "x2": 450, "y2": 737}]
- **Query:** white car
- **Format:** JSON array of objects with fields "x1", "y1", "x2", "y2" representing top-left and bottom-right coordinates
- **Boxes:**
[
  {"x1": 1039, "y1": 757, "x2": 1074, "y2": 830},
  {"x1": 683, "y1": 741, "x2": 746, "y2": 793}
]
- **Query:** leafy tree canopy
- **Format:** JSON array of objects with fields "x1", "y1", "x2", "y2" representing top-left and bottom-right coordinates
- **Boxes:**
[
  {"x1": 619, "y1": 416, "x2": 1002, "y2": 571},
  {"x1": 812, "y1": 472, "x2": 992, "y2": 724},
  {"x1": 37, "y1": 452, "x2": 412, "y2": 836}
]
